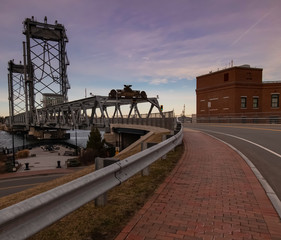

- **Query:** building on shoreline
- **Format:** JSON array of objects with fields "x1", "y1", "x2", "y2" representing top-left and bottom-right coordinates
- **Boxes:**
[{"x1": 196, "y1": 64, "x2": 281, "y2": 123}]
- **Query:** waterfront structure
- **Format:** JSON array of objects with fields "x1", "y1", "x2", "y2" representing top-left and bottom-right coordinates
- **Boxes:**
[
  {"x1": 42, "y1": 94, "x2": 64, "y2": 107},
  {"x1": 196, "y1": 65, "x2": 281, "y2": 123}
]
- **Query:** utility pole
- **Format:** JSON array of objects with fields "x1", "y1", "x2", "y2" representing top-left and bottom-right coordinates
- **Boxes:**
[{"x1": 182, "y1": 104, "x2": 185, "y2": 123}]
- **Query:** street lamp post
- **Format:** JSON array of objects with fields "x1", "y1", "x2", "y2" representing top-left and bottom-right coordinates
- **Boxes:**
[
  {"x1": 75, "y1": 126, "x2": 78, "y2": 156},
  {"x1": 12, "y1": 128, "x2": 15, "y2": 167},
  {"x1": 22, "y1": 132, "x2": 25, "y2": 150}
]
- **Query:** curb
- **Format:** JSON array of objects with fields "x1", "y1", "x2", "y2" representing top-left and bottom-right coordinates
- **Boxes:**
[
  {"x1": 204, "y1": 132, "x2": 281, "y2": 219},
  {"x1": 0, "y1": 168, "x2": 78, "y2": 180}
]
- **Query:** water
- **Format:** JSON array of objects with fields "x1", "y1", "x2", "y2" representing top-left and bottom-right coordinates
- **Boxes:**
[
  {"x1": 65, "y1": 129, "x2": 91, "y2": 148},
  {"x1": 0, "y1": 131, "x2": 32, "y2": 151},
  {"x1": 0, "y1": 129, "x2": 94, "y2": 151}
]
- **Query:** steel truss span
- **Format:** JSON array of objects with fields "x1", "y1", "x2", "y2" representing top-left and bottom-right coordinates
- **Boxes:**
[{"x1": 12, "y1": 95, "x2": 171, "y2": 130}]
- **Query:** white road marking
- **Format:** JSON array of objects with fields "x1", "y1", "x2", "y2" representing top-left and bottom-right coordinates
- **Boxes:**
[
  {"x1": 196, "y1": 129, "x2": 281, "y2": 218},
  {"x1": 200, "y1": 129, "x2": 281, "y2": 159}
]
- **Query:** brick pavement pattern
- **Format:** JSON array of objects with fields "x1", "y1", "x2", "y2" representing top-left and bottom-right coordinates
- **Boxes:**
[{"x1": 115, "y1": 129, "x2": 281, "y2": 240}]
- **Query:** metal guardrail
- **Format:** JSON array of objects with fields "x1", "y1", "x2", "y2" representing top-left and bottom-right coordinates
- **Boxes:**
[{"x1": 0, "y1": 124, "x2": 183, "y2": 240}]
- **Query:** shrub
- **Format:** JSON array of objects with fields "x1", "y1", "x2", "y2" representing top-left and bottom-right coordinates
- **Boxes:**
[
  {"x1": 66, "y1": 158, "x2": 81, "y2": 167},
  {"x1": 79, "y1": 148, "x2": 99, "y2": 165},
  {"x1": 0, "y1": 153, "x2": 7, "y2": 173},
  {"x1": 16, "y1": 149, "x2": 30, "y2": 159},
  {"x1": 79, "y1": 127, "x2": 114, "y2": 166}
]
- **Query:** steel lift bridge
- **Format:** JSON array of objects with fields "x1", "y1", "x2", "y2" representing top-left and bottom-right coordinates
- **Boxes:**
[{"x1": 8, "y1": 17, "x2": 165, "y2": 137}]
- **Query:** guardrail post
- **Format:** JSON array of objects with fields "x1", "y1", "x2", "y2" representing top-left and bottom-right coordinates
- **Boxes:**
[
  {"x1": 174, "y1": 122, "x2": 182, "y2": 134},
  {"x1": 141, "y1": 142, "x2": 157, "y2": 176},
  {"x1": 161, "y1": 135, "x2": 167, "y2": 159},
  {"x1": 141, "y1": 142, "x2": 149, "y2": 176},
  {"x1": 162, "y1": 133, "x2": 175, "y2": 159},
  {"x1": 94, "y1": 157, "x2": 119, "y2": 206}
]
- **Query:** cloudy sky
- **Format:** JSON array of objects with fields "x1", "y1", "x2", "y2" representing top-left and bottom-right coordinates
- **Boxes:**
[{"x1": 1, "y1": 0, "x2": 281, "y2": 117}]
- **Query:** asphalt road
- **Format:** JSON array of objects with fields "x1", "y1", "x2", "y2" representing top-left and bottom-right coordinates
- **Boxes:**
[
  {"x1": 184, "y1": 123, "x2": 281, "y2": 200},
  {"x1": 0, "y1": 174, "x2": 67, "y2": 198}
]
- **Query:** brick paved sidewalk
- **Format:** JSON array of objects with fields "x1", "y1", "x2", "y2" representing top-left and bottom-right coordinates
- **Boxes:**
[{"x1": 115, "y1": 129, "x2": 281, "y2": 240}]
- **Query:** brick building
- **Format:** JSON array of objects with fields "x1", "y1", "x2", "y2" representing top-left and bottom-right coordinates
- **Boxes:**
[{"x1": 196, "y1": 65, "x2": 281, "y2": 123}]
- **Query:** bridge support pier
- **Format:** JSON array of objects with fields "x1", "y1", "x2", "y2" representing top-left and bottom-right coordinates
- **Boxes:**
[
  {"x1": 104, "y1": 126, "x2": 148, "y2": 152},
  {"x1": 28, "y1": 127, "x2": 69, "y2": 140}
]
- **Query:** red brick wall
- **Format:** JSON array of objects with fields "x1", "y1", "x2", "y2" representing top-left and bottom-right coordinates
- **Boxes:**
[
  {"x1": 262, "y1": 83, "x2": 281, "y2": 114},
  {"x1": 196, "y1": 66, "x2": 281, "y2": 119},
  {"x1": 196, "y1": 66, "x2": 262, "y2": 90}
]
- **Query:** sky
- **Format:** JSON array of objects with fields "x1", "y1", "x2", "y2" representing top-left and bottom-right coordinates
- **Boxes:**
[{"x1": 1, "y1": 0, "x2": 281, "y2": 117}]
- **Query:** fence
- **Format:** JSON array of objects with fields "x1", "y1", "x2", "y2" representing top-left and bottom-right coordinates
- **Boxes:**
[{"x1": 196, "y1": 116, "x2": 281, "y2": 124}]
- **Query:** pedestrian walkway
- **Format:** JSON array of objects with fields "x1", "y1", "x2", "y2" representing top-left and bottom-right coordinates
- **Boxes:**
[
  {"x1": 0, "y1": 145, "x2": 80, "y2": 180},
  {"x1": 16, "y1": 145, "x2": 77, "y2": 172},
  {"x1": 115, "y1": 129, "x2": 281, "y2": 240}
]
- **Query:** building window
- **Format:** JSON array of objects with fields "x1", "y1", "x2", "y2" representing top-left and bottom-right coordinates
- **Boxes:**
[
  {"x1": 253, "y1": 97, "x2": 259, "y2": 109},
  {"x1": 247, "y1": 72, "x2": 252, "y2": 80},
  {"x1": 241, "y1": 97, "x2": 247, "y2": 108},
  {"x1": 271, "y1": 94, "x2": 279, "y2": 108},
  {"x1": 224, "y1": 73, "x2": 229, "y2": 82}
]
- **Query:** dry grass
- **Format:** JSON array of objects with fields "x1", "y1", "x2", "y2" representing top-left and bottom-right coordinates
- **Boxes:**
[
  {"x1": 0, "y1": 166, "x2": 95, "y2": 210},
  {"x1": 16, "y1": 149, "x2": 30, "y2": 159},
  {"x1": 0, "y1": 132, "x2": 184, "y2": 240},
  {"x1": 29, "y1": 144, "x2": 184, "y2": 240}
]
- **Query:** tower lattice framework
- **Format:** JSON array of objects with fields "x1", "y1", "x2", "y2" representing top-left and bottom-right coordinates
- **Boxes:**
[
  {"x1": 7, "y1": 61, "x2": 27, "y2": 125},
  {"x1": 23, "y1": 16, "x2": 70, "y2": 123}
]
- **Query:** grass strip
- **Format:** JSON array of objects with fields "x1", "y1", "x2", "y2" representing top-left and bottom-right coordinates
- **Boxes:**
[{"x1": 28, "y1": 144, "x2": 184, "y2": 240}]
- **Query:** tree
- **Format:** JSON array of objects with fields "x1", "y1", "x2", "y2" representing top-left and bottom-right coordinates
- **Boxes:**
[
  {"x1": 80, "y1": 127, "x2": 107, "y2": 165},
  {"x1": 86, "y1": 127, "x2": 105, "y2": 151}
]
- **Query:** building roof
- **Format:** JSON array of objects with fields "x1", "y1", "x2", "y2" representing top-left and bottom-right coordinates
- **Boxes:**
[{"x1": 197, "y1": 65, "x2": 263, "y2": 78}]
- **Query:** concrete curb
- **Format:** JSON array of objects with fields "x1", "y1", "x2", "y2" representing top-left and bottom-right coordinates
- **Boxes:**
[
  {"x1": 204, "y1": 132, "x2": 281, "y2": 219},
  {"x1": 0, "y1": 168, "x2": 81, "y2": 180}
]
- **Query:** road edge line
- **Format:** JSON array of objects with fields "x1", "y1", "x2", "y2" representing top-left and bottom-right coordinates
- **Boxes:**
[{"x1": 204, "y1": 132, "x2": 281, "y2": 219}]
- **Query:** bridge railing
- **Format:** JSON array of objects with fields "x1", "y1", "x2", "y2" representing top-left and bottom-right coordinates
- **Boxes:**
[
  {"x1": 93, "y1": 112, "x2": 176, "y2": 130},
  {"x1": 7, "y1": 109, "x2": 176, "y2": 131},
  {"x1": 122, "y1": 110, "x2": 174, "y2": 118},
  {"x1": 0, "y1": 123, "x2": 183, "y2": 240},
  {"x1": 196, "y1": 116, "x2": 281, "y2": 124},
  {"x1": 195, "y1": 112, "x2": 281, "y2": 124}
]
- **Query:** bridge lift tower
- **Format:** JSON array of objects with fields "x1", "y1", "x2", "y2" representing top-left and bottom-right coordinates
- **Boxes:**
[
  {"x1": 8, "y1": 16, "x2": 70, "y2": 128},
  {"x1": 23, "y1": 16, "x2": 70, "y2": 123},
  {"x1": 7, "y1": 61, "x2": 26, "y2": 127}
]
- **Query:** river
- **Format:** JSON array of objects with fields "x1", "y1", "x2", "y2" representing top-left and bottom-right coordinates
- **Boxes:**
[{"x1": 0, "y1": 129, "x2": 93, "y2": 151}]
